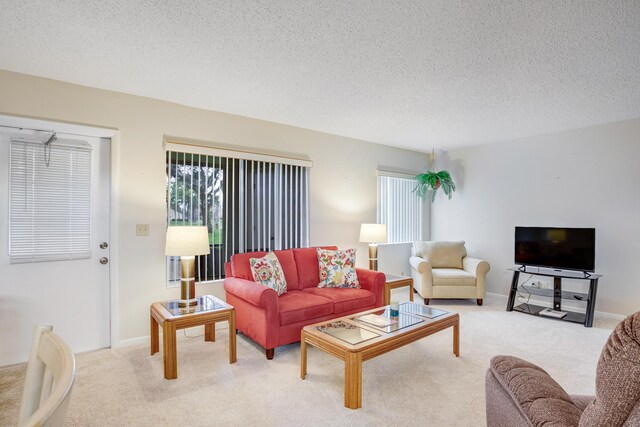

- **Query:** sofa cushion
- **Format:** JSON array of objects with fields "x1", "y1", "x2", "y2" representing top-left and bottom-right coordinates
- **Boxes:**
[
  {"x1": 293, "y1": 246, "x2": 338, "y2": 289},
  {"x1": 414, "y1": 241, "x2": 467, "y2": 269},
  {"x1": 231, "y1": 249, "x2": 300, "y2": 290},
  {"x1": 317, "y1": 248, "x2": 360, "y2": 288},
  {"x1": 432, "y1": 268, "x2": 476, "y2": 286},
  {"x1": 303, "y1": 288, "x2": 375, "y2": 313},
  {"x1": 250, "y1": 252, "x2": 287, "y2": 296},
  {"x1": 278, "y1": 291, "x2": 334, "y2": 326}
]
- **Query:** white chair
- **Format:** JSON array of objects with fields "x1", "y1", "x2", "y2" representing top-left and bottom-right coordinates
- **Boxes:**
[
  {"x1": 18, "y1": 325, "x2": 76, "y2": 427},
  {"x1": 410, "y1": 241, "x2": 490, "y2": 306}
]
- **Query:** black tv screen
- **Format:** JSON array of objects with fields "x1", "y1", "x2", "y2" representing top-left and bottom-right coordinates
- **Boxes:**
[{"x1": 515, "y1": 227, "x2": 595, "y2": 272}]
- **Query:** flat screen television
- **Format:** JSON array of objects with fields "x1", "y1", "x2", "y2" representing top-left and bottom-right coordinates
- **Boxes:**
[{"x1": 514, "y1": 227, "x2": 596, "y2": 272}]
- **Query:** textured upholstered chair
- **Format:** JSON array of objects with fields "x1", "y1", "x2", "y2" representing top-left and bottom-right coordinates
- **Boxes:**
[
  {"x1": 485, "y1": 311, "x2": 640, "y2": 426},
  {"x1": 410, "y1": 240, "x2": 490, "y2": 306}
]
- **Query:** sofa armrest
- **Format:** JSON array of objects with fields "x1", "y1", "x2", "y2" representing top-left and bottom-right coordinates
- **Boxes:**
[
  {"x1": 486, "y1": 355, "x2": 582, "y2": 426},
  {"x1": 356, "y1": 268, "x2": 386, "y2": 307},
  {"x1": 223, "y1": 277, "x2": 278, "y2": 308}
]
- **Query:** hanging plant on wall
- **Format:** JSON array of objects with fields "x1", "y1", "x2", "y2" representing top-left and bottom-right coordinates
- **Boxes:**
[{"x1": 413, "y1": 149, "x2": 456, "y2": 202}]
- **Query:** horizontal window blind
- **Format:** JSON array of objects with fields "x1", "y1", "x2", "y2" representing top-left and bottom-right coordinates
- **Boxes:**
[
  {"x1": 377, "y1": 175, "x2": 424, "y2": 243},
  {"x1": 166, "y1": 149, "x2": 310, "y2": 283},
  {"x1": 9, "y1": 139, "x2": 92, "y2": 263}
]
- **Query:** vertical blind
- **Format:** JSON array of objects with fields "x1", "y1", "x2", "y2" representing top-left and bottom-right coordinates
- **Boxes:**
[
  {"x1": 377, "y1": 175, "x2": 424, "y2": 243},
  {"x1": 166, "y1": 149, "x2": 310, "y2": 283},
  {"x1": 9, "y1": 139, "x2": 92, "y2": 263}
]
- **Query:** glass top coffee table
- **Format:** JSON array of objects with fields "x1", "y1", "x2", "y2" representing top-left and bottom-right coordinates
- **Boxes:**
[{"x1": 300, "y1": 302, "x2": 459, "y2": 409}]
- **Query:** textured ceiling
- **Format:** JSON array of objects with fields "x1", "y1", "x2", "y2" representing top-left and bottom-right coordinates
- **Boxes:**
[{"x1": 1, "y1": 1, "x2": 639, "y2": 152}]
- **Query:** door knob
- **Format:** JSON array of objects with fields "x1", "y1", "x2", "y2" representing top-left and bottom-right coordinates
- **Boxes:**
[
  {"x1": 100, "y1": 242, "x2": 109, "y2": 249},
  {"x1": 99, "y1": 257, "x2": 109, "y2": 265}
]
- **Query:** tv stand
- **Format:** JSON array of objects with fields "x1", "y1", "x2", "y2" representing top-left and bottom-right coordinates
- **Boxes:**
[{"x1": 506, "y1": 266, "x2": 602, "y2": 327}]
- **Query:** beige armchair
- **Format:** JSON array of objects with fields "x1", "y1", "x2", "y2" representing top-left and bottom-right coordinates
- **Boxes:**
[
  {"x1": 410, "y1": 241, "x2": 490, "y2": 306},
  {"x1": 485, "y1": 311, "x2": 640, "y2": 426}
]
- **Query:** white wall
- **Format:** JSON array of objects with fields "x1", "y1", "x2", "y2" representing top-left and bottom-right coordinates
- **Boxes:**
[
  {"x1": 431, "y1": 119, "x2": 640, "y2": 316},
  {"x1": 0, "y1": 70, "x2": 427, "y2": 361}
]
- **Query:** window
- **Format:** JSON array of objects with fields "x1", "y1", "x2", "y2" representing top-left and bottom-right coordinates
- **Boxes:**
[
  {"x1": 166, "y1": 142, "x2": 310, "y2": 283},
  {"x1": 9, "y1": 138, "x2": 92, "y2": 263},
  {"x1": 377, "y1": 172, "x2": 425, "y2": 243}
]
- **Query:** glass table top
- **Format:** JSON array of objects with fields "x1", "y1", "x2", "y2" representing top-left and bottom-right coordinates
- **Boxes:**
[
  {"x1": 351, "y1": 308, "x2": 424, "y2": 333},
  {"x1": 161, "y1": 295, "x2": 228, "y2": 316},
  {"x1": 316, "y1": 320, "x2": 381, "y2": 345},
  {"x1": 399, "y1": 302, "x2": 449, "y2": 319}
]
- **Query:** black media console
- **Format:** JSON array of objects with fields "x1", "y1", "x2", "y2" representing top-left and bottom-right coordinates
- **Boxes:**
[{"x1": 506, "y1": 266, "x2": 602, "y2": 327}]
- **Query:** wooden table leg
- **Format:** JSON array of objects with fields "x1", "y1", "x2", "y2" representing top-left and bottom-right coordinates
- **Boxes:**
[
  {"x1": 344, "y1": 352, "x2": 363, "y2": 409},
  {"x1": 409, "y1": 281, "x2": 414, "y2": 302},
  {"x1": 453, "y1": 320, "x2": 460, "y2": 357},
  {"x1": 163, "y1": 321, "x2": 177, "y2": 379},
  {"x1": 205, "y1": 323, "x2": 216, "y2": 342},
  {"x1": 300, "y1": 334, "x2": 308, "y2": 379},
  {"x1": 384, "y1": 283, "x2": 390, "y2": 305},
  {"x1": 228, "y1": 311, "x2": 237, "y2": 364},
  {"x1": 150, "y1": 312, "x2": 159, "y2": 355}
]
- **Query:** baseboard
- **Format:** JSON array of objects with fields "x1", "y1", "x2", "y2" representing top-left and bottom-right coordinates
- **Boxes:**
[
  {"x1": 113, "y1": 323, "x2": 230, "y2": 349},
  {"x1": 486, "y1": 292, "x2": 626, "y2": 321}
]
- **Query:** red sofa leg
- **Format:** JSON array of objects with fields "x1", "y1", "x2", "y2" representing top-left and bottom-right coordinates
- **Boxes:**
[
  {"x1": 266, "y1": 348, "x2": 274, "y2": 360},
  {"x1": 424, "y1": 298, "x2": 430, "y2": 305},
  {"x1": 477, "y1": 299, "x2": 483, "y2": 306}
]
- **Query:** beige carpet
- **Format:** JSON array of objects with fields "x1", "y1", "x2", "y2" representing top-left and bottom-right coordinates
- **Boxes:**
[{"x1": 0, "y1": 293, "x2": 619, "y2": 426}]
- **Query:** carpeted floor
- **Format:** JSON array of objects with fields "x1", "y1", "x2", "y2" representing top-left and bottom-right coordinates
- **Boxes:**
[{"x1": 0, "y1": 293, "x2": 619, "y2": 426}]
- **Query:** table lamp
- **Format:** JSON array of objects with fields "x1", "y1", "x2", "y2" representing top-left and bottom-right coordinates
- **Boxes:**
[
  {"x1": 359, "y1": 223, "x2": 387, "y2": 271},
  {"x1": 165, "y1": 226, "x2": 210, "y2": 307}
]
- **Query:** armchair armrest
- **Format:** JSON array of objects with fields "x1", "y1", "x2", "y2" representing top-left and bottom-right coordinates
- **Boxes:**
[
  {"x1": 356, "y1": 268, "x2": 386, "y2": 307},
  {"x1": 410, "y1": 256, "x2": 431, "y2": 273},
  {"x1": 486, "y1": 355, "x2": 582, "y2": 426},
  {"x1": 463, "y1": 257, "x2": 490, "y2": 299},
  {"x1": 462, "y1": 257, "x2": 490, "y2": 276},
  {"x1": 223, "y1": 277, "x2": 278, "y2": 308}
]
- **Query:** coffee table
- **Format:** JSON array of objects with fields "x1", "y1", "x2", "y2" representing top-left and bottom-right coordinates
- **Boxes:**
[
  {"x1": 150, "y1": 294, "x2": 236, "y2": 379},
  {"x1": 300, "y1": 302, "x2": 459, "y2": 409}
]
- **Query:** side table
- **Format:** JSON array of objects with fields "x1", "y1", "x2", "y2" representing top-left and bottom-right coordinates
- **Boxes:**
[
  {"x1": 383, "y1": 274, "x2": 414, "y2": 305},
  {"x1": 150, "y1": 294, "x2": 236, "y2": 379}
]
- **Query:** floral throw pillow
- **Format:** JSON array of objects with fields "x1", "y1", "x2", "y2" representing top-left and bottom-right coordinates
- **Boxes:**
[
  {"x1": 250, "y1": 252, "x2": 287, "y2": 296},
  {"x1": 316, "y1": 248, "x2": 360, "y2": 288}
]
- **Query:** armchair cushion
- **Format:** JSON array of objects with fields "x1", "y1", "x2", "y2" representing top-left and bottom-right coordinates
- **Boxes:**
[
  {"x1": 489, "y1": 355, "x2": 582, "y2": 426},
  {"x1": 278, "y1": 291, "x2": 333, "y2": 326},
  {"x1": 413, "y1": 241, "x2": 467, "y2": 269},
  {"x1": 432, "y1": 269, "x2": 476, "y2": 286},
  {"x1": 303, "y1": 288, "x2": 375, "y2": 313}
]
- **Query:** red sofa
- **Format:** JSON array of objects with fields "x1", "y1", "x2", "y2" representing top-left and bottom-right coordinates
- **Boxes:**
[{"x1": 223, "y1": 246, "x2": 386, "y2": 359}]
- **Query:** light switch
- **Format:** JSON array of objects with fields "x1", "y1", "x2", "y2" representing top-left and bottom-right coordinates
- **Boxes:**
[{"x1": 136, "y1": 224, "x2": 150, "y2": 236}]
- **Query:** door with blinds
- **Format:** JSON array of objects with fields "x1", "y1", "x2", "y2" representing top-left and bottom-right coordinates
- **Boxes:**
[{"x1": 0, "y1": 129, "x2": 110, "y2": 365}]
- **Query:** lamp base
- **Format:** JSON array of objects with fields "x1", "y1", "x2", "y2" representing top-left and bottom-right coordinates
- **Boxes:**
[
  {"x1": 179, "y1": 257, "x2": 198, "y2": 307},
  {"x1": 368, "y1": 244, "x2": 379, "y2": 271}
]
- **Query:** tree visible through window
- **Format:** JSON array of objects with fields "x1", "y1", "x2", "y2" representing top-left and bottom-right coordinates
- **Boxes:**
[{"x1": 166, "y1": 150, "x2": 309, "y2": 283}]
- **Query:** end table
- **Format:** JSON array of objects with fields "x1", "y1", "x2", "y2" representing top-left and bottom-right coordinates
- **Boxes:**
[
  {"x1": 150, "y1": 294, "x2": 236, "y2": 379},
  {"x1": 383, "y1": 274, "x2": 414, "y2": 305}
]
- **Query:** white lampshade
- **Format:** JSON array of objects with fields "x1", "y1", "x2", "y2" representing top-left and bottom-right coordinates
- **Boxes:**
[
  {"x1": 165, "y1": 226, "x2": 210, "y2": 256},
  {"x1": 359, "y1": 223, "x2": 387, "y2": 243}
]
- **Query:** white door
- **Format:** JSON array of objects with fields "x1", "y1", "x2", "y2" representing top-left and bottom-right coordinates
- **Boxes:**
[{"x1": 0, "y1": 129, "x2": 110, "y2": 366}]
